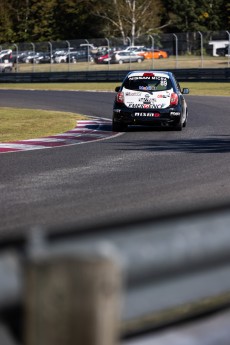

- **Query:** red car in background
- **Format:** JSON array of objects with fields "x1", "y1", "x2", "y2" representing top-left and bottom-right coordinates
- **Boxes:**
[{"x1": 94, "y1": 51, "x2": 111, "y2": 64}]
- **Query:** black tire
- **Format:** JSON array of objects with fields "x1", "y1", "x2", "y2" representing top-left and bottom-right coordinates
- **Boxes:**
[
  {"x1": 183, "y1": 112, "x2": 188, "y2": 127},
  {"x1": 173, "y1": 117, "x2": 183, "y2": 131},
  {"x1": 112, "y1": 121, "x2": 127, "y2": 132}
]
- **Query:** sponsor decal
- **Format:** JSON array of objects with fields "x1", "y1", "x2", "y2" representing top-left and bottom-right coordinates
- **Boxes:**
[
  {"x1": 157, "y1": 94, "x2": 169, "y2": 98},
  {"x1": 134, "y1": 112, "x2": 161, "y2": 117},
  {"x1": 139, "y1": 86, "x2": 152, "y2": 90},
  {"x1": 138, "y1": 97, "x2": 155, "y2": 102},
  {"x1": 125, "y1": 91, "x2": 141, "y2": 96},
  {"x1": 128, "y1": 104, "x2": 152, "y2": 108},
  {"x1": 129, "y1": 76, "x2": 169, "y2": 81},
  {"x1": 155, "y1": 104, "x2": 166, "y2": 108},
  {"x1": 128, "y1": 104, "x2": 166, "y2": 109},
  {"x1": 170, "y1": 111, "x2": 180, "y2": 116},
  {"x1": 129, "y1": 76, "x2": 152, "y2": 80},
  {"x1": 131, "y1": 104, "x2": 145, "y2": 108}
]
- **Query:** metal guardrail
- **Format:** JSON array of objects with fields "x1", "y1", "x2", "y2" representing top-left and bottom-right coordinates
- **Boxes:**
[
  {"x1": 1, "y1": 204, "x2": 230, "y2": 344},
  {"x1": 0, "y1": 68, "x2": 229, "y2": 83}
]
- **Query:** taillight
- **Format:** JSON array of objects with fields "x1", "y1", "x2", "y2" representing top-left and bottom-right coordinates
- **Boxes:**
[
  {"x1": 116, "y1": 91, "x2": 124, "y2": 103},
  {"x1": 143, "y1": 72, "x2": 154, "y2": 77},
  {"x1": 170, "y1": 93, "x2": 178, "y2": 106}
]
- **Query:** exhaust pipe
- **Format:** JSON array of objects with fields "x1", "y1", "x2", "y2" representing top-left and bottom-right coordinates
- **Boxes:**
[{"x1": 161, "y1": 122, "x2": 169, "y2": 127}]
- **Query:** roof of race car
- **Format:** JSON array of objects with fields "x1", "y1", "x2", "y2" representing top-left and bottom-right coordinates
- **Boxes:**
[{"x1": 126, "y1": 71, "x2": 172, "y2": 78}]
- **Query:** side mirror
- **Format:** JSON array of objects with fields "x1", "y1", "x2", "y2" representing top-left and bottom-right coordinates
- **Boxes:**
[
  {"x1": 182, "y1": 88, "x2": 189, "y2": 94},
  {"x1": 115, "y1": 86, "x2": 121, "y2": 92}
]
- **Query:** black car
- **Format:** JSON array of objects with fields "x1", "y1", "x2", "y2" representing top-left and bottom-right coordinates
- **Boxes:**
[
  {"x1": 112, "y1": 70, "x2": 189, "y2": 131},
  {"x1": 34, "y1": 53, "x2": 52, "y2": 64},
  {"x1": 66, "y1": 50, "x2": 94, "y2": 63}
]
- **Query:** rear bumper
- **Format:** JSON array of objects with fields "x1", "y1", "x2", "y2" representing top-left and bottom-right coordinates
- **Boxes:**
[{"x1": 113, "y1": 106, "x2": 182, "y2": 127}]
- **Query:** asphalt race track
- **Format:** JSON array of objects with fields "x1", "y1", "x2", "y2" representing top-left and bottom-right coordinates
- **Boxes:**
[{"x1": 0, "y1": 89, "x2": 230, "y2": 240}]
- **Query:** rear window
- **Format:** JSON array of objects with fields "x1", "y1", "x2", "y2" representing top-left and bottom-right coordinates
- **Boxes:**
[{"x1": 123, "y1": 75, "x2": 172, "y2": 92}]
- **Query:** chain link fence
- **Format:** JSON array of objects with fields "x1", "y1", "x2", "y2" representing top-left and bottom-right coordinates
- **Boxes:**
[{"x1": 0, "y1": 30, "x2": 229, "y2": 73}]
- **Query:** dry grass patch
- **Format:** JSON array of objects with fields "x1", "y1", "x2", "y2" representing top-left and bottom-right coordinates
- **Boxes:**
[
  {"x1": 0, "y1": 107, "x2": 88, "y2": 142},
  {"x1": 0, "y1": 82, "x2": 229, "y2": 96}
]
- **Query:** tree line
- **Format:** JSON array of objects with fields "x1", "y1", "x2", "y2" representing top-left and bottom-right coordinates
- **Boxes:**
[{"x1": 0, "y1": 0, "x2": 229, "y2": 44}]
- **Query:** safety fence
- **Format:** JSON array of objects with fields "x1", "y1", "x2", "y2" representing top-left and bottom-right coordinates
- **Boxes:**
[
  {"x1": 0, "y1": 30, "x2": 229, "y2": 72},
  {"x1": 1, "y1": 203, "x2": 230, "y2": 344},
  {"x1": 0, "y1": 68, "x2": 229, "y2": 84}
]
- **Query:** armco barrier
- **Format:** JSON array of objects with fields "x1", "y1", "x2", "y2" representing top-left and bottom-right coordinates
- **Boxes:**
[
  {"x1": 1, "y1": 204, "x2": 230, "y2": 344},
  {"x1": 0, "y1": 68, "x2": 229, "y2": 83}
]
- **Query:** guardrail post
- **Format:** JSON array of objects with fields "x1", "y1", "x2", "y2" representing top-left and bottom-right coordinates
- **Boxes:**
[
  {"x1": 197, "y1": 31, "x2": 203, "y2": 68},
  {"x1": 173, "y1": 33, "x2": 178, "y2": 68},
  {"x1": 226, "y1": 31, "x2": 230, "y2": 67},
  {"x1": 149, "y1": 35, "x2": 154, "y2": 69},
  {"x1": 24, "y1": 233, "x2": 122, "y2": 345}
]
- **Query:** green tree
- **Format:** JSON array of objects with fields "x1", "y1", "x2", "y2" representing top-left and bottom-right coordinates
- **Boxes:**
[
  {"x1": 53, "y1": 0, "x2": 104, "y2": 40},
  {"x1": 162, "y1": 0, "x2": 228, "y2": 32},
  {"x1": 0, "y1": 0, "x2": 14, "y2": 43},
  {"x1": 8, "y1": 0, "x2": 30, "y2": 42},
  {"x1": 87, "y1": 0, "x2": 166, "y2": 44},
  {"x1": 25, "y1": 0, "x2": 57, "y2": 41}
]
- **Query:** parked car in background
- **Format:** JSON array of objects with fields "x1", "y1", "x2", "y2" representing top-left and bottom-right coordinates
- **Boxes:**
[
  {"x1": 34, "y1": 52, "x2": 52, "y2": 64},
  {"x1": 110, "y1": 51, "x2": 144, "y2": 64},
  {"x1": 20, "y1": 51, "x2": 42, "y2": 63},
  {"x1": 66, "y1": 50, "x2": 94, "y2": 63},
  {"x1": 79, "y1": 43, "x2": 98, "y2": 54},
  {"x1": 11, "y1": 51, "x2": 26, "y2": 63},
  {"x1": 13, "y1": 51, "x2": 34, "y2": 63},
  {"x1": 52, "y1": 48, "x2": 75, "y2": 63},
  {"x1": 0, "y1": 49, "x2": 12, "y2": 60},
  {"x1": 53, "y1": 51, "x2": 68, "y2": 63},
  {"x1": 123, "y1": 46, "x2": 145, "y2": 52},
  {"x1": 0, "y1": 58, "x2": 13, "y2": 72},
  {"x1": 225, "y1": 45, "x2": 230, "y2": 56},
  {"x1": 216, "y1": 45, "x2": 230, "y2": 57},
  {"x1": 94, "y1": 51, "x2": 112, "y2": 64},
  {"x1": 134, "y1": 47, "x2": 169, "y2": 59}
]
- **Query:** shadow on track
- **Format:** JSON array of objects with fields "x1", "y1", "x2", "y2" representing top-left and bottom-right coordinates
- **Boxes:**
[{"x1": 113, "y1": 135, "x2": 230, "y2": 154}]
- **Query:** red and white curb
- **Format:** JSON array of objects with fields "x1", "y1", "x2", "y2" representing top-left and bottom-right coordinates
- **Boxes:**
[{"x1": 0, "y1": 119, "x2": 119, "y2": 154}]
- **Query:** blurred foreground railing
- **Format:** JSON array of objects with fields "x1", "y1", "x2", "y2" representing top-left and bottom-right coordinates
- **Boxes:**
[{"x1": 1, "y1": 204, "x2": 230, "y2": 344}]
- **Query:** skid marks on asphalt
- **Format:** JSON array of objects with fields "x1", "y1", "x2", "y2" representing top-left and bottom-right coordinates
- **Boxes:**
[{"x1": 0, "y1": 119, "x2": 119, "y2": 154}]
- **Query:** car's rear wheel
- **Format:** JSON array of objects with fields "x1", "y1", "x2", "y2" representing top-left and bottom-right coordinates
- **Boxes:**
[
  {"x1": 118, "y1": 60, "x2": 123, "y2": 64},
  {"x1": 171, "y1": 115, "x2": 183, "y2": 131},
  {"x1": 137, "y1": 58, "x2": 142, "y2": 63},
  {"x1": 183, "y1": 111, "x2": 188, "y2": 127},
  {"x1": 174, "y1": 118, "x2": 183, "y2": 131},
  {"x1": 112, "y1": 121, "x2": 127, "y2": 132}
]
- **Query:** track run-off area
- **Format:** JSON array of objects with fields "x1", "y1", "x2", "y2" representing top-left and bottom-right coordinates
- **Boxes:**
[
  {"x1": 0, "y1": 118, "x2": 120, "y2": 153},
  {"x1": 0, "y1": 89, "x2": 230, "y2": 239}
]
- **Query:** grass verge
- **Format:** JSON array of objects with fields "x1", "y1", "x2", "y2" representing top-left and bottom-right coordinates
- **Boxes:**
[
  {"x1": 0, "y1": 82, "x2": 229, "y2": 96},
  {"x1": 0, "y1": 107, "x2": 87, "y2": 142}
]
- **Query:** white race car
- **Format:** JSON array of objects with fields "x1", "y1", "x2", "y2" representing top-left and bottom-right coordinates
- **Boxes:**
[{"x1": 113, "y1": 70, "x2": 189, "y2": 131}]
